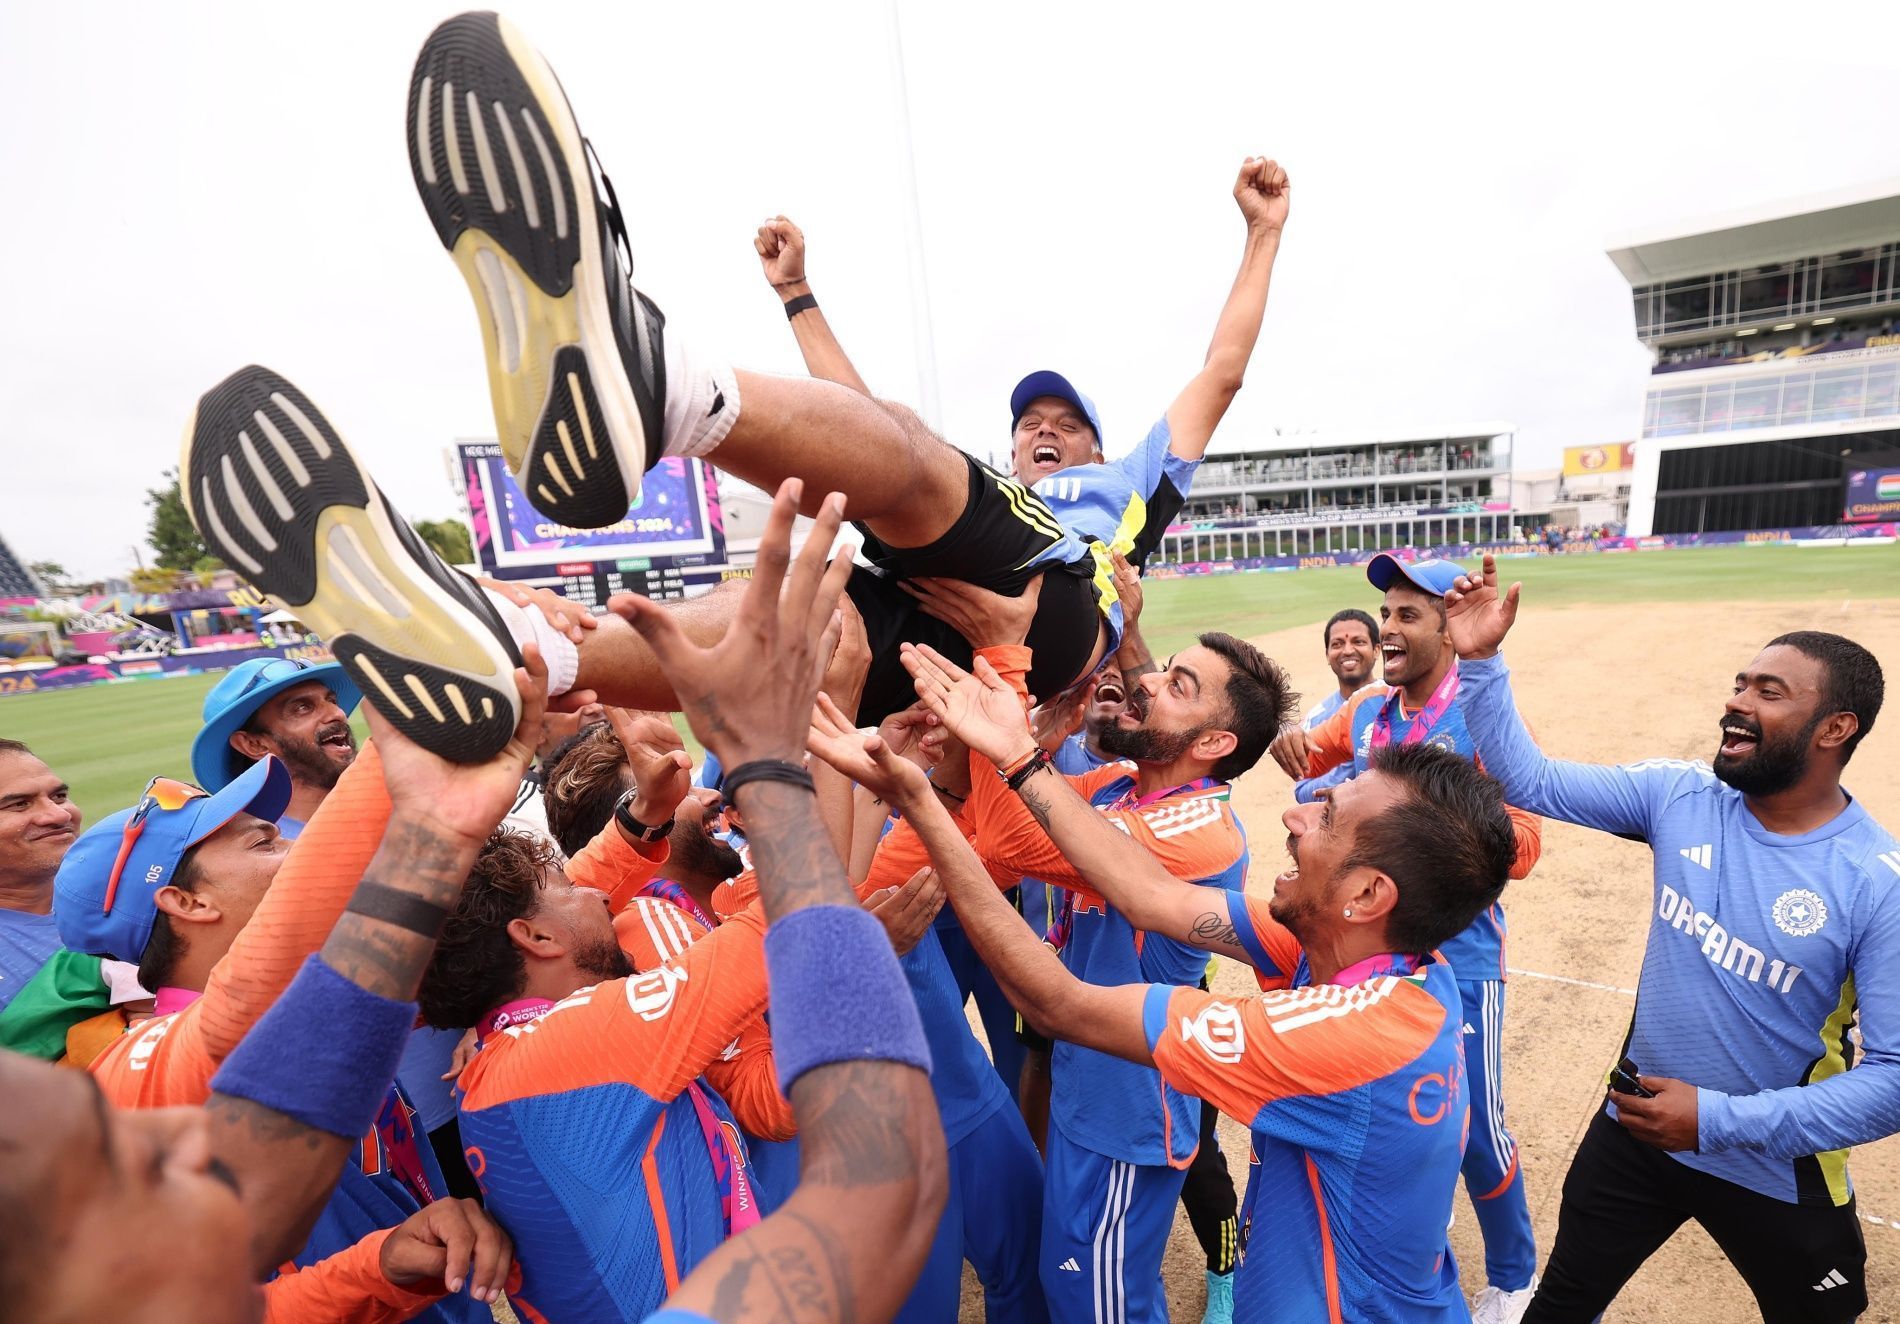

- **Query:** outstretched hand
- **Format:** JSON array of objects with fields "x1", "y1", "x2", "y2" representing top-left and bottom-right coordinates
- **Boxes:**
[
  {"x1": 901, "y1": 643, "x2": 1037, "y2": 769},
  {"x1": 1032, "y1": 674, "x2": 1098, "y2": 752},
  {"x1": 610, "y1": 478, "x2": 854, "y2": 767},
  {"x1": 1442, "y1": 553, "x2": 1522, "y2": 660},
  {"x1": 367, "y1": 644, "x2": 550, "y2": 845},
  {"x1": 755, "y1": 215, "x2": 808, "y2": 290},
  {"x1": 902, "y1": 573, "x2": 1041, "y2": 651},
  {"x1": 606, "y1": 707, "x2": 693, "y2": 825},
  {"x1": 808, "y1": 692, "x2": 932, "y2": 807}
]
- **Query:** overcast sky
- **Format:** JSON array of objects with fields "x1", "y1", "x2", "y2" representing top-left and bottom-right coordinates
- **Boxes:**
[{"x1": 5, "y1": 0, "x2": 1898, "y2": 579}]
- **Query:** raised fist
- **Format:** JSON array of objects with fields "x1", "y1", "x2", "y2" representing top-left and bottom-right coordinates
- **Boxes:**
[
  {"x1": 1234, "y1": 157, "x2": 1290, "y2": 233},
  {"x1": 755, "y1": 215, "x2": 808, "y2": 289}
]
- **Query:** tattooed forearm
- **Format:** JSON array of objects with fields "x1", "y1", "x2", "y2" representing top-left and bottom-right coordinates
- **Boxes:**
[
  {"x1": 202, "y1": 1092, "x2": 353, "y2": 1275},
  {"x1": 735, "y1": 781, "x2": 857, "y2": 919},
  {"x1": 1191, "y1": 911, "x2": 1240, "y2": 947},
  {"x1": 202, "y1": 1092, "x2": 335, "y2": 1152},
  {"x1": 317, "y1": 814, "x2": 482, "y2": 1000},
  {"x1": 700, "y1": 1209, "x2": 856, "y2": 1322},
  {"x1": 792, "y1": 1061, "x2": 926, "y2": 1188}
]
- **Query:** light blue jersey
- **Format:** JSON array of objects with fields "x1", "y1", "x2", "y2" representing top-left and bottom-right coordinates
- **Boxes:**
[
  {"x1": 1029, "y1": 416, "x2": 1200, "y2": 656},
  {"x1": 1294, "y1": 688, "x2": 1355, "y2": 804},
  {"x1": 1461, "y1": 651, "x2": 1900, "y2": 1205}
]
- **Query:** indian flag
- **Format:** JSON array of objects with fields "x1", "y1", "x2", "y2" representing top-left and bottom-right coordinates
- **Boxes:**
[{"x1": 1880, "y1": 474, "x2": 1900, "y2": 501}]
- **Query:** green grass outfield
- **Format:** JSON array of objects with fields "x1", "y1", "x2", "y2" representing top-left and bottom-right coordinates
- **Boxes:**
[{"x1": 4, "y1": 542, "x2": 1894, "y2": 818}]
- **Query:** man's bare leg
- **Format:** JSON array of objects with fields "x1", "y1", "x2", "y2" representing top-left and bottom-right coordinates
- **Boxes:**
[{"x1": 708, "y1": 372, "x2": 969, "y2": 551}]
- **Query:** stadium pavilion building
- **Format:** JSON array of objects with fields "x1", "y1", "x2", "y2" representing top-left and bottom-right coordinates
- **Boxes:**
[
  {"x1": 1609, "y1": 180, "x2": 1900, "y2": 537},
  {"x1": 1149, "y1": 424, "x2": 1531, "y2": 565}
]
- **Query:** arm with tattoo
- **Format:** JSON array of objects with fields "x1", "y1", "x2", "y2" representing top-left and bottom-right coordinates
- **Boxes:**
[
  {"x1": 206, "y1": 655, "x2": 551, "y2": 1279},
  {"x1": 903, "y1": 783, "x2": 1152, "y2": 1062},
  {"x1": 661, "y1": 783, "x2": 947, "y2": 1322},
  {"x1": 1010, "y1": 768, "x2": 1253, "y2": 965},
  {"x1": 204, "y1": 814, "x2": 507, "y2": 1276},
  {"x1": 620, "y1": 480, "x2": 948, "y2": 1322}
]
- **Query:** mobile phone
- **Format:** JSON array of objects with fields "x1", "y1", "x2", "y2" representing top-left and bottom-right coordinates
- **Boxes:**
[{"x1": 1608, "y1": 1056, "x2": 1655, "y2": 1098}]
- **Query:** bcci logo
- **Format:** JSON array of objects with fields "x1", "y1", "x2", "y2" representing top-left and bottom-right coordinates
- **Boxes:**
[
  {"x1": 1425, "y1": 732, "x2": 1459, "y2": 754},
  {"x1": 1180, "y1": 1001, "x2": 1246, "y2": 1064},
  {"x1": 1771, "y1": 889, "x2": 1828, "y2": 938}
]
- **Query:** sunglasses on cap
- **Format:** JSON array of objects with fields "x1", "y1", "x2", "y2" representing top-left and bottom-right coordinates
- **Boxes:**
[{"x1": 100, "y1": 776, "x2": 208, "y2": 915}]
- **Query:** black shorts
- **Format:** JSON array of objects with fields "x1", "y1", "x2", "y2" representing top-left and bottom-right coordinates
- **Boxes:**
[
  {"x1": 847, "y1": 453, "x2": 1102, "y2": 725},
  {"x1": 1525, "y1": 1108, "x2": 1869, "y2": 1323}
]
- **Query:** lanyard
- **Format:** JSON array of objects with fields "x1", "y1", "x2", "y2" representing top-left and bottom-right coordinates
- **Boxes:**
[
  {"x1": 474, "y1": 995, "x2": 759, "y2": 1236},
  {"x1": 684, "y1": 1081, "x2": 761, "y2": 1236},
  {"x1": 641, "y1": 878, "x2": 716, "y2": 932},
  {"x1": 1370, "y1": 661, "x2": 1460, "y2": 750},
  {"x1": 1327, "y1": 951, "x2": 1424, "y2": 986}
]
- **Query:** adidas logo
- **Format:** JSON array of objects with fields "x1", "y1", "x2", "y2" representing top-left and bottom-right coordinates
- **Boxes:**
[
  {"x1": 1679, "y1": 844, "x2": 1713, "y2": 869},
  {"x1": 1058, "y1": 1258, "x2": 1081, "y2": 1273},
  {"x1": 1461, "y1": 1022, "x2": 1477, "y2": 1035},
  {"x1": 1812, "y1": 1268, "x2": 1849, "y2": 1291}
]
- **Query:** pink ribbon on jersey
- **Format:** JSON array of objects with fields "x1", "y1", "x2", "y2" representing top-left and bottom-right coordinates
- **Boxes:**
[
  {"x1": 1369, "y1": 660, "x2": 1461, "y2": 750},
  {"x1": 474, "y1": 995, "x2": 760, "y2": 1237}
]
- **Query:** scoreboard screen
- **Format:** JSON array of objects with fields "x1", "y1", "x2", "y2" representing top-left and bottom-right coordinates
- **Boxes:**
[{"x1": 456, "y1": 441, "x2": 729, "y2": 610}]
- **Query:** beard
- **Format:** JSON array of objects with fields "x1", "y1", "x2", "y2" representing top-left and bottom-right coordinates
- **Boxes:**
[
  {"x1": 1096, "y1": 721, "x2": 1203, "y2": 765},
  {"x1": 1267, "y1": 889, "x2": 1320, "y2": 942},
  {"x1": 1712, "y1": 712, "x2": 1821, "y2": 797},
  {"x1": 671, "y1": 824, "x2": 744, "y2": 883},
  {"x1": 272, "y1": 721, "x2": 356, "y2": 792},
  {"x1": 574, "y1": 932, "x2": 636, "y2": 985}
]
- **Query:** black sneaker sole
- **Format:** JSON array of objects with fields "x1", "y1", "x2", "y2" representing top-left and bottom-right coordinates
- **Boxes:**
[
  {"x1": 408, "y1": 10, "x2": 650, "y2": 529},
  {"x1": 181, "y1": 366, "x2": 525, "y2": 763}
]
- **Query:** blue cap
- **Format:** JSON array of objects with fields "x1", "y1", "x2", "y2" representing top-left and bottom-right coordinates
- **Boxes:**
[
  {"x1": 1367, "y1": 553, "x2": 1466, "y2": 598},
  {"x1": 1010, "y1": 370, "x2": 1104, "y2": 450},
  {"x1": 54, "y1": 757, "x2": 293, "y2": 963},
  {"x1": 191, "y1": 658, "x2": 361, "y2": 791}
]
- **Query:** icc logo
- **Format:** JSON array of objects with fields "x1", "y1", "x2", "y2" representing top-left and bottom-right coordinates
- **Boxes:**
[
  {"x1": 1179, "y1": 1001, "x2": 1246, "y2": 1064},
  {"x1": 1771, "y1": 889, "x2": 1828, "y2": 938}
]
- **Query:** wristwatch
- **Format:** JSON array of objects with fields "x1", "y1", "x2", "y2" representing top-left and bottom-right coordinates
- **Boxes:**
[{"x1": 613, "y1": 788, "x2": 674, "y2": 843}]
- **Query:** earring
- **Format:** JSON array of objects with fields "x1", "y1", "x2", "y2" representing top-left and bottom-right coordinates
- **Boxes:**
[{"x1": 1343, "y1": 908, "x2": 1353, "y2": 917}]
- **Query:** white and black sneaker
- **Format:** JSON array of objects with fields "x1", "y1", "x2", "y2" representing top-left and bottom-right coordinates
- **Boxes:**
[
  {"x1": 182, "y1": 366, "x2": 525, "y2": 763},
  {"x1": 408, "y1": 10, "x2": 673, "y2": 529}
]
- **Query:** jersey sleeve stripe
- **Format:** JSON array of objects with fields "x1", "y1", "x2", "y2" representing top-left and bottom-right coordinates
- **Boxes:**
[
  {"x1": 1223, "y1": 888, "x2": 1278, "y2": 974},
  {"x1": 1142, "y1": 983, "x2": 1173, "y2": 1052}
]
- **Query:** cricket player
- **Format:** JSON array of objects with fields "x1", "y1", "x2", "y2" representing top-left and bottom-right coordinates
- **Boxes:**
[
  {"x1": 811, "y1": 643, "x2": 1522, "y2": 1322},
  {"x1": 1292, "y1": 608, "x2": 1379, "y2": 803},
  {"x1": 1271, "y1": 553, "x2": 1543, "y2": 1319},
  {"x1": 1444, "y1": 555, "x2": 1899, "y2": 1323},
  {"x1": 849, "y1": 613, "x2": 1290, "y2": 1324}
]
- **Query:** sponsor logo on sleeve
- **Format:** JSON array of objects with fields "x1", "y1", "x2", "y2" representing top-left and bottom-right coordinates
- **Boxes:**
[
  {"x1": 625, "y1": 963, "x2": 690, "y2": 1021},
  {"x1": 1179, "y1": 1000, "x2": 1246, "y2": 1064}
]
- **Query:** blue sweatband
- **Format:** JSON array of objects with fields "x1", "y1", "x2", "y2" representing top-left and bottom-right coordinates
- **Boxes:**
[
  {"x1": 209, "y1": 954, "x2": 419, "y2": 1140},
  {"x1": 765, "y1": 905, "x2": 932, "y2": 1092}
]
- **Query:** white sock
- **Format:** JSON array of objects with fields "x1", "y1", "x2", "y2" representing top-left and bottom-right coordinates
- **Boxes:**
[
  {"x1": 658, "y1": 320, "x2": 740, "y2": 459},
  {"x1": 482, "y1": 588, "x2": 580, "y2": 697}
]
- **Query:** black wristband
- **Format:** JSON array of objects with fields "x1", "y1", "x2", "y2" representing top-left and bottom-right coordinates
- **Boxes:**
[
  {"x1": 783, "y1": 293, "x2": 818, "y2": 320},
  {"x1": 723, "y1": 758, "x2": 817, "y2": 802},
  {"x1": 1005, "y1": 747, "x2": 1055, "y2": 794},
  {"x1": 347, "y1": 879, "x2": 451, "y2": 940},
  {"x1": 613, "y1": 787, "x2": 674, "y2": 843}
]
